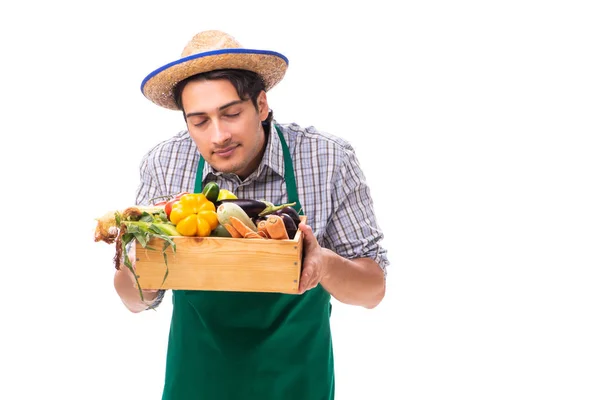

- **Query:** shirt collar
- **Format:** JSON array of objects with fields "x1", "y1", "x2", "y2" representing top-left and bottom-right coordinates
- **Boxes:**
[{"x1": 199, "y1": 121, "x2": 286, "y2": 181}]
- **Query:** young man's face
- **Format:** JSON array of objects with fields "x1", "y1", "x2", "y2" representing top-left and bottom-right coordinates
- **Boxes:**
[{"x1": 181, "y1": 79, "x2": 269, "y2": 180}]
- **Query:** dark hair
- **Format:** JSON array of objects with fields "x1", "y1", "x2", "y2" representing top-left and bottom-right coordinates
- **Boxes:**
[
  {"x1": 173, "y1": 69, "x2": 274, "y2": 132},
  {"x1": 174, "y1": 69, "x2": 265, "y2": 114}
]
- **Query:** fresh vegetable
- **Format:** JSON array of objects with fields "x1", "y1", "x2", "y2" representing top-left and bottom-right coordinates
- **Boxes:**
[
  {"x1": 216, "y1": 202, "x2": 258, "y2": 231},
  {"x1": 215, "y1": 199, "x2": 297, "y2": 219},
  {"x1": 257, "y1": 219, "x2": 270, "y2": 239},
  {"x1": 258, "y1": 201, "x2": 298, "y2": 218},
  {"x1": 222, "y1": 223, "x2": 243, "y2": 238},
  {"x1": 153, "y1": 191, "x2": 189, "y2": 205},
  {"x1": 94, "y1": 206, "x2": 168, "y2": 244},
  {"x1": 202, "y1": 182, "x2": 220, "y2": 203},
  {"x1": 272, "y1": 206, "x2": 301, "y2": 227},
  {"x1": 164, "y1": 198, "x2": 177, "y2": 219},
  {"x1": 122, "y1": 220, "x2": 180, "y2": 237},
  {"x1": 95, "y1": 193, "x2": 303, "y2": 304},
  {"x1": 209, "y1": 224, "x2": 233, "y2": 238},
  {"x1": 216, "y1": 189, "x2": 237, "y2": 201},
  {"x1": 229, "y1": 216, "x2": 264, "y2": 239},
  {"x1": 152, "y1": 191, "x2": 190, "y2": 218},
  {"x1": 169, "y1": 193, "x2": 219, "y2": 237},
  {"x1": 94, "y1": 206, "x2": 178, "y2": 303},
  {"x1": 265, "y1": 215, "x2": 289, "y2": 240},
  {"x1": 173, "y1": 191, "x2": 190, "y2": 200},
  {"x1": 276, "y1": 212, "x2": 299, "y2": 239},
  {"x1": 175, "y1": 213, "x2": 213, "y2": 237},
  {"x1": 215, "y1": 199, "x2": 268, "y2": 219}
]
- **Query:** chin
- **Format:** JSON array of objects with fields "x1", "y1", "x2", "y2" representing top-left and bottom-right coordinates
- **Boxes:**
[{"x1": 212, "y1": 160, "x2": 239, "y2": 175}]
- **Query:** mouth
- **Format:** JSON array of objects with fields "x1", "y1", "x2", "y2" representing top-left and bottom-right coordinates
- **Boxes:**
[{"x1": 213, "y1": 145, "x2": 238, "y2": 158}]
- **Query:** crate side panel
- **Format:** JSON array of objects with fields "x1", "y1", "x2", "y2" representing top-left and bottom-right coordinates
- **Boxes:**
[{"x1": 134, "y1": 236, "x2": 301, "y2": 293}]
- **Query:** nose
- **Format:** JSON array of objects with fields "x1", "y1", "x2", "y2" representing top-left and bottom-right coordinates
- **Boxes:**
[{"x1": 211, "y1": 121, "x2": 231, "y2": 145}]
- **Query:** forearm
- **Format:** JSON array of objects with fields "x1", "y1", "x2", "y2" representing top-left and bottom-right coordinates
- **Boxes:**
[
  {"x1": 320, "y1": 249, "x2": 386, "y2": 309},
  {"x1": 114, "y1": 268, "x2": 159, "y2": 313}
]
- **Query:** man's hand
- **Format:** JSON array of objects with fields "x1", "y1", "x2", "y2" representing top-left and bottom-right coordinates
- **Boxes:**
[
  {"x1": 295, "y1": 221, "x2": 386, "y2": 308},
  {"x1": 297, "y1": 222, "x2": 329, "y2": 294}
]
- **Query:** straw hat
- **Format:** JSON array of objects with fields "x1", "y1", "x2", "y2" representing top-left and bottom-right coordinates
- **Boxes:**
[{"x1": 140, "y1": 30, "x2": 289, "y2": 110}]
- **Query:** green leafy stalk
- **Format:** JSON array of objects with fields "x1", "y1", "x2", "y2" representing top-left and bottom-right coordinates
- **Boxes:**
[
  {"x1": 121, "y1": 232, "x2": 145, "y2": 304},
  {"x1": 120, "y1": 211, "x2": 178, "y2": 302}
]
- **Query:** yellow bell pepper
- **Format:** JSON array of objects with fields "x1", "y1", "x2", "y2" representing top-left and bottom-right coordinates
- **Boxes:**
[{"x1": 169, "y1": 193, "x2": 219, "y2": 236}]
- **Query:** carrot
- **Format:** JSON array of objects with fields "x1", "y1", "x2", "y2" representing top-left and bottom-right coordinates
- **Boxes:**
[
  {"x1": 244, "y1": 231, "x2": 265, "y2": 239},
  {"x1": 230, "y1": 216, "x2": 260, "y2": 238},
  {"x1": 222, "y1": 223, "x2": 242, "y2": 238},
  {"x1": 257, "y1": 220, "x2": 271, "y2": 239},
  {"x1": 266, "y1": 215, "x2": 289, "y2": 240}
]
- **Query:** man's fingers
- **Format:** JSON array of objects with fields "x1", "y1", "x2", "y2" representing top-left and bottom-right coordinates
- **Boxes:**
[
  {"x1": 308, "y1": 274, "x2": 319, "y2": 291},
  {"x1": 299, "y1": 223, "x2": 318, "y2": 252},
  {"x1": 302, "y1": 268, "x2": 312, "y2": 284},
  {"x1": 299, "y1": 267, "x2": 313, "y2": 293},
  {"x1": 298, "y1": 223, "x2": 321, "y2": 294}
]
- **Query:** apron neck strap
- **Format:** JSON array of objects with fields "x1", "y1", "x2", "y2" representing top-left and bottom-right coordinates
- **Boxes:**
[
  {"x1": 194, "y1": 124, "x2": 304, "y2": 215},
  {"x1": 194, "y1": 156, "x2": 205, "y2": 194}
]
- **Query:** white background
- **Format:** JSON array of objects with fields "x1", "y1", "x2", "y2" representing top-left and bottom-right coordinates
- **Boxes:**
[{"x1": 1, "y1": 1, "x2": 599, "y2": 399}]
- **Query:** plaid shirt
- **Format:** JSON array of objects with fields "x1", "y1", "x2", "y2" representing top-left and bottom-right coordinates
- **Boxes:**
[{"x1": 135, "y1": 120, "x2": 389, "y2": 308}]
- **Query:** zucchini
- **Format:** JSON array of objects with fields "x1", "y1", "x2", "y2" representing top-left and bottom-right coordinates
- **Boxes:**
[{"x1": 216, "y1": 202, "x2": 258, "y2": 232}]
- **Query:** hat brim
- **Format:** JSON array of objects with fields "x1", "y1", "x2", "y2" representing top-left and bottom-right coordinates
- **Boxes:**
[{"x1": 141, "y1": 48, "x2": 288, "y2": 110}]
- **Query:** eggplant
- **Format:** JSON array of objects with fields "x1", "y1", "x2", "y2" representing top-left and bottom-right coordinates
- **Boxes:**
[
  {"x1": 272, "y1": 206, "x2": 301, "y2": 227},
  {"x1": 252, "y1": 214, "x2": 267, "y2": 226},
  {"x1": 251, "y1": 211, "x2": 298, "y2": 239},
  {"x1": 216, "y1": 199, "x2": 298, "y2": 220},
  {"x1": 214, "y1": 199, "x2": 267, "y2": 219}
]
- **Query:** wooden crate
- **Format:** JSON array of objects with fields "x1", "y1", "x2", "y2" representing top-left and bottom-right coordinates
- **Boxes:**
[{"x1": 134, "y1": 217, "x2": 304, "y2": 294}]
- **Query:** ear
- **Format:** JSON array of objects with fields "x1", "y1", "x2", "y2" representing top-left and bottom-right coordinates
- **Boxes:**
[{"x1": 257, "y1": 91, "x2": 269, "y2": 121}]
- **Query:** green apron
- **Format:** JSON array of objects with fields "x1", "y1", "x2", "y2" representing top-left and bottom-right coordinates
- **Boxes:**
[{"x1": 161, "y1": 126, "x2": 335, "y2": 399}]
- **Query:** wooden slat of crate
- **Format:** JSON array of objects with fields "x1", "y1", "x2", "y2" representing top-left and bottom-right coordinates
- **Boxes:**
[{"x1": 134, "y1": 229, "x2": 303, "y2": 294}]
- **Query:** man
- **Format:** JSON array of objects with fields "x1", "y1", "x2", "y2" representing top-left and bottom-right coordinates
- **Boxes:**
[{"x1": 114, "y1": 30, "x2": 389, "y2": 399}]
